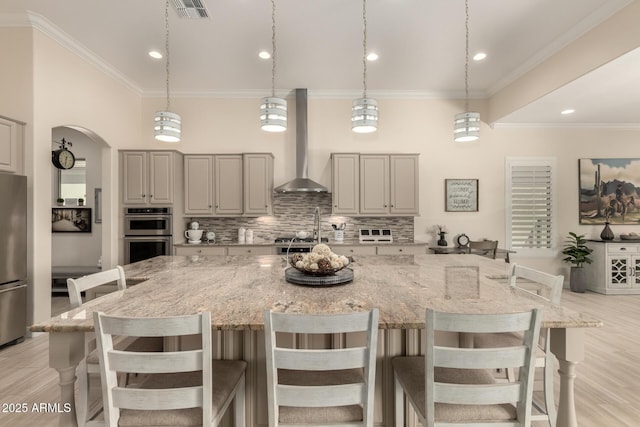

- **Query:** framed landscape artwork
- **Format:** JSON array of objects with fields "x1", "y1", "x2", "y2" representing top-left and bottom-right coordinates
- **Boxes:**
[
  {"x1": 52, "y1": 208, "x2": 92, "y2": 233},
  {"x1": 579, "y1": 158, "x2": 640, "y2": 224}
]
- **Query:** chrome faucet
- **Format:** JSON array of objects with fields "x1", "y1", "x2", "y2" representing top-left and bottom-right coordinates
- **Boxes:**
[{"x1": 313, "y1": 206, "x2": 321, "y2": 244}]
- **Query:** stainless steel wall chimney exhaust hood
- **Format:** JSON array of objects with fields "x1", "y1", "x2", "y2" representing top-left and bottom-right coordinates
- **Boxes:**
[{"x1": 274, "y1": 89, "x2": 328, "y2": 193}]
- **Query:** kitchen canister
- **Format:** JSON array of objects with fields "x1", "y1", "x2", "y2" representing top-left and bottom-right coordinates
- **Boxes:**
[
  {"x1": 238, "y1": 227, "x2": 246, "y2": 244},
  {"x1": 334, "y1": 230, "x2": 344, "y2": 242},
  {"x1": 246, "y1": 228, "x2": 254, "y2": 244}
]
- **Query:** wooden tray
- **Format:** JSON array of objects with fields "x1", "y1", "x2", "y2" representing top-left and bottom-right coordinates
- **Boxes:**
[{"x1": 285, "y1": 267, "x2": 353, "y2": 286}]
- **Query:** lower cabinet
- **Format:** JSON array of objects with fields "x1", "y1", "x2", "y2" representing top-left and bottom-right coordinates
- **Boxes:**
[
  {"x1": 332, "y1": 245, "x2": 377, "y2": 256},
  {"x1": 584, "y1": 241, "x2": 640, "y2": 294},
  {"x1": 228, "y1": 246, "x2": 276, "y2": 256},
  {"x1": 174, "y1": 246, "x2": 226, "y2": 256},
  {"x1": 376, "y1": 245, "x2": 426, "y2": 255}
]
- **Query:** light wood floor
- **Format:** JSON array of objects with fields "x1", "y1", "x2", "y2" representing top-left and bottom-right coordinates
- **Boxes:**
[{"x1": 1, "y1": 291, "x2": 639, "y2": 426}]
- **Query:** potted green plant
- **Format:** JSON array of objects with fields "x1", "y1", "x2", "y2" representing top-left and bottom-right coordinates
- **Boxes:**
[
  {"x1": 56, "y1": 198, "x2": 64, "y2": 206},
  {"x1": 78, "y1": 198, "x2": 84, "y2": 206},
  {"x1": 561, "y1": 232, "x2": 593, "y2": 293}
]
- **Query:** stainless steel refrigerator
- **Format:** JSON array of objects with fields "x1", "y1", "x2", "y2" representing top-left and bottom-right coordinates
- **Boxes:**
[{"x1": 0, "y1": 173, "x2": 27, "y2": 347}]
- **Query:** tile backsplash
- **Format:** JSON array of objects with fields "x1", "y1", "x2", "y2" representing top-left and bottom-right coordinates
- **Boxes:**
[{"x1": 184, "y1": 193, "x2": 414, "y2": 243}]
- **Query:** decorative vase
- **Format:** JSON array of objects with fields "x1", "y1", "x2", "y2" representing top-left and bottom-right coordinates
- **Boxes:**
[
  {"x1": 437, "y1": 232, "x2": 448, "y2": 247},
  {"x1": 600, "y1": 222, "x2": 614, "y2": 241},
  {"x1": 569, "y1": 266, "x2": 586, "y2": 293}
]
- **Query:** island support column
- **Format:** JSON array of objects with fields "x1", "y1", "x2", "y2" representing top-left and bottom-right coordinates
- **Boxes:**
[
  {"x1": 550, "y1": 328, "x2": 585, "y2": 427},
  {"x1": 49, "y1": 331, "x2": 85, "y2": 427}
]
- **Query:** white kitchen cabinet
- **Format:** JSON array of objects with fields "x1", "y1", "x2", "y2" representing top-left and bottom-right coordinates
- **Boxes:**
[
  {"x1": 360, "y1": 154, "x2": 390, "y2": 215},
  {"x1": 243, "y1": 153, "x2": 274, "y2": 216},
  {"x1": 0, "y1": 117, "x2": 22, "y2": 173},
  {"x1": 376, "y1": 244, "x2": 426, "y2": 255},
  {"x1": 584, "y1": 241, "x2": 640, "y2": 294},
  {"x1": 122, "y1": 151, "x2": 175, "y2": 205},
  {"x1": 389, "y1": 155, "x2": 419, "y2": 215},
  {"x1": 183, "y1": 153, "x2": 274, "y2": 217},
  {"x1": 332, "y1": 245, "x2": 377, "y2": 256},
  {"x1": 174, "y1": 246, "x2": 226, "y2": 256},
  {"x1": 227, "y1": 246, "x2": 276, "y2": 256},
  {"x1": 332, "y1": 153, "x2": 419, "y2": 216},
  {"x1": 184, "y1": 155, "x2": 214, "y2": 215},
  {"x1": 215, "y1": 155, "x2": 243, "y2": 215},
  {"x1": 331, "y1": 153, "x2": 359, "y2": 215}
]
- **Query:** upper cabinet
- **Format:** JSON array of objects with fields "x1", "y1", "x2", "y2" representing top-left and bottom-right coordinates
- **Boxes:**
[
  {"x1": 332, "y1": 153, "x2": 419, "y2": 216},
  {"x1": 243, "y1": 153, "x2": 274, "y2": 215},
  {"x1": 0, "y1": 117, "x2": 23, "y2": 174},
  {"x1": 183, "y1": 153, "x2": 273, "y2": 216},
  {"x1": 122, "y1": 151, "x2": 177, "y2": 205},
  {"x1": 332, "y1": 154, "x2": 360, "y2": 215}
]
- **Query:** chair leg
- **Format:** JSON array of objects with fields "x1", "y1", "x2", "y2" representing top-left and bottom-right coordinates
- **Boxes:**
[
  {"x1": 234, "y1": 374, "x2": 246, "y2": 427},
  {"x1": 544, "y1": 359, "x2": 557, "y2": 427},
  {"x1": 394, "y1": 375, "x2": 404, "y2": 427},
  {"x1": 76, "y1": 362, "x2": 89, "y2": 426}
]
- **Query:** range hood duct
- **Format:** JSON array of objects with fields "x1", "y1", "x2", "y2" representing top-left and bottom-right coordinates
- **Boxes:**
[{"x1": 274, "y1": 89, "x2": 329, "y2": 193}]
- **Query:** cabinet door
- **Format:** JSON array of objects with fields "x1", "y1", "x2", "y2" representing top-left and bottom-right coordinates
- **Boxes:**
[
  {"x1": 390, "y1": 155, "x2": 419, "y2": 215},
  {"x1": 122, "y1": 151, "x2": 148, "y2": 204},
  {"x1": 184, "y1": 155, "x2": 214, "y2": 215},
  {"x1": 244, "y1": 154, "x2": 273, "y2": 216},
  {"x1": 360, "y1": 155, "x2": 389, "y2": 215},
  {"x1": 607, "y1": 256, "x2": 632, "y2": 288},
  {"x1": 332, "y1": 154, "x2": 359, "y2": 214},
  {"x1": 149, "y1": 151, "x2": 174, "y2": 204},
  {"x1": 632, "y1": 255, "x2": 640, "y2": 288},
  {"x1": 0, "y1": 117, "x2": 19, "y2": 173},
  {"x1": 215, "y1": 155, "x2": 243, "y2": 215}
]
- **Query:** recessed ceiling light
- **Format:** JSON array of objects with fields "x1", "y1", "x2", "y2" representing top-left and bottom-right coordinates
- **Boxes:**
[
  {"x1": 367, "y1": 52, "x2": 379, "y2": 61},
  {"x1": 148, "y1": 50, "x2": 163, "y2": 59},
  {"x1": 473, "y1": 52, "x2": 487, "y2": 61},
  {"x1": 258, "y1": 51, "x2": 271, "y2": 59},
  {"x1": 561, "y1": 109, "x2": 575, "y2": 115}
]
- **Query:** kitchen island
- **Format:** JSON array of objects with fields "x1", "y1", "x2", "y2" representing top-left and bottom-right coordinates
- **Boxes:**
[{"x1": 32, "y1": 254, "x2": 601, "y2": 427}]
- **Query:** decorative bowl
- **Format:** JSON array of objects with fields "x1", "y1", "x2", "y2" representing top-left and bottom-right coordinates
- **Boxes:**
[
  {"x1": 288, "y1": 251, "x2": 348, "y2": 276},
  {"x1": 295, "y1": 231, "x2": 310, "y2": 239}
]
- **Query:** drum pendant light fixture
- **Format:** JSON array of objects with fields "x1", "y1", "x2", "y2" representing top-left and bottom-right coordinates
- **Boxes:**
[
  {"x1": 154, "y1": 0, "x2": 181, "y2": 142},
  {"x1": 260, "y1": 0, "x2": 287, "y2": 132},
  {"x1": 352, "y1": 0, "x2": 378, "y2": 133},
  {"x1": 453, "y1": 0, "x2": 480, "y2": 142}
]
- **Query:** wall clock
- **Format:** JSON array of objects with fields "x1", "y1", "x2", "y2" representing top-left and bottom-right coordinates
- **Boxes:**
[{"x1": 52, "y1": 138, "x2": 76, "y2": 170}]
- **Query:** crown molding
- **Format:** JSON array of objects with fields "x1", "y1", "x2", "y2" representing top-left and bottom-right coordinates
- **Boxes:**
[
  {"x1": 492, "y1": 122, "x2": 640, "y2": 130},
  {"x1": 0, "y1": 11, "x2": 142, "y2": 95}
]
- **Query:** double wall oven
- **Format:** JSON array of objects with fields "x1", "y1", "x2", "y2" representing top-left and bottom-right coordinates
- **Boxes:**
[{"x1": 124, "y1": 207, "x2": 173, "y2": 264}]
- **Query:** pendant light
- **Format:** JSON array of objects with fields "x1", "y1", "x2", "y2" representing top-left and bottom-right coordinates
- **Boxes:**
[
  {"x1": 154, "y1": 0, "x2": 181, "y2": 142},
  {"x1": 260, "y1": 0, "x2": 287, "y2": 132},
  {"x1": 352, "y1": 0, "x2": 378, "y2": 133},
  {"x1": 453, "y1": 0, "x2": 480, "y2": 142}
]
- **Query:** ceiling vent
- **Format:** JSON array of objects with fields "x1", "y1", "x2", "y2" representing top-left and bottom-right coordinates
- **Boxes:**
[{"x1": 171, "y1": 0, "x2": 209, "y2": 19}]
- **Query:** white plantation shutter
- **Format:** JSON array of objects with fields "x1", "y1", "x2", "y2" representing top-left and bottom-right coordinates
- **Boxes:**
[{"x1": 506, "y1": 158, "x2": 555, "y2": 253}]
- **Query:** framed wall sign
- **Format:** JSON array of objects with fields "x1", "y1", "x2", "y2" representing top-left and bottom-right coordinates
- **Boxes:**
[{"x1": 445, "y1": 179, "x2": 478, "y2": 212}]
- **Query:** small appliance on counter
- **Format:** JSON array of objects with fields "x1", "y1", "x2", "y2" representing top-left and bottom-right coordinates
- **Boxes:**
[
  {"x1": 185, "y1": 229, "x2": 203, "y2": 244},
  {"x1": 359, "y1": 228, "x2": 393, "y2": 243}
]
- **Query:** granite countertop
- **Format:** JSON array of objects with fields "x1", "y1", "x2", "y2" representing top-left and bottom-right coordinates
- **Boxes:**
[{"x1": 32, "y1": 255, "x2": 602, "y2": 333}]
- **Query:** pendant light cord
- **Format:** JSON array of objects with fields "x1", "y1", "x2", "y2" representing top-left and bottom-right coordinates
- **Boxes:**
[
  {"x1": 464, "y1": 0, "x2": 470, "y2": 112},
  {"x1": 362, "y1": 0, "x2": 368, "y2": 98},
  {"x1": 271, "y1": 0, "x2": 277, "y2": 98},
  {"x1": 164, "y1": 0, "x2": 171, "y2": 111}
]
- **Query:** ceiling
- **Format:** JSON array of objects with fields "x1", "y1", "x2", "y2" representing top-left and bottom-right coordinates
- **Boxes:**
[{"x1": 1, "y1": 0, "x2": 638, "y2": 126}]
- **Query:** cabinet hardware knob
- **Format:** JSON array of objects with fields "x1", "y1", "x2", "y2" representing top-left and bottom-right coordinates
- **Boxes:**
[
  {"x1": 248, "y1": 250, "x2": 251, "y2": 253},
  {"x1": 384, "y1": 204, "x2": 388, "y2": 207},
  {"x1": 142, "y1": 194, "x2": 146, "y2": 197},
  {"x1": 399, "y1": 249, "x2": 403, "y2": 252},
  {"x1": 209, "y1": 205, "x2": 212, "y2": 208}
]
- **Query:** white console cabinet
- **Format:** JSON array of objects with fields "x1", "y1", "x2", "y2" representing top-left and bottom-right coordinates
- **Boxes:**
[{"x1": 584, "y1": 241, "x2": 640, "y2": 294}]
